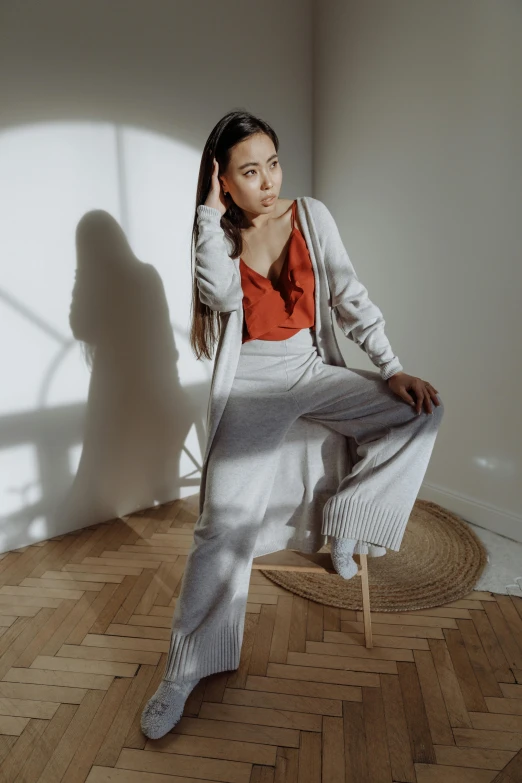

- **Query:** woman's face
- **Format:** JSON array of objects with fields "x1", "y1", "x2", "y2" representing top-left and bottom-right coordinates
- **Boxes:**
[{"x1": 219, "y1": 133, "x2": 282, "y2": 216}]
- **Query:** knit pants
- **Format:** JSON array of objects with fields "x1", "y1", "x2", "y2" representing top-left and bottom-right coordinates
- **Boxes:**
[{"x1": 164, "y1": 327, "x2": 444, "y2": 681}]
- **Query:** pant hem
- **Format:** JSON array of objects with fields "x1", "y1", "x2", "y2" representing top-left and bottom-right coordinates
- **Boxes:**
[
  {"x1": 321, "y1": 493, "x2": 410, "y2": 551},
  {"x1": 163, "y1": 615, "x2": 245, "y2": 682}
]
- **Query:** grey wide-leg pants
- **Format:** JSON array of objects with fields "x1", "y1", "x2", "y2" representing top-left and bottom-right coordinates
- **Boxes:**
[{"x1": 164, "y1": 327, "x2": 444, "y2": 682}]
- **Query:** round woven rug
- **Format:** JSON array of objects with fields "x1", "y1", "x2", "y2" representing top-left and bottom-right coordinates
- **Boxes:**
[{"x1": 259, "y1": 499, "x2": 489, "y2": 612}]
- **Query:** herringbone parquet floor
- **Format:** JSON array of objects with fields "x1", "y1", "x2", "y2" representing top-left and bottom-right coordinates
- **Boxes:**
[{"x1": 0, "y1": 496, "x2": 521, "y2": 783}]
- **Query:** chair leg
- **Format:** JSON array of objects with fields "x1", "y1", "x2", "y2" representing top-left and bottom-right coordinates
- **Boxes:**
[
  {"x1": 359, "y1": 554, "x2": 373, "y2": 648},
  {"x1": 254, "y1": 549, "x2": 374, "y2": 649}
]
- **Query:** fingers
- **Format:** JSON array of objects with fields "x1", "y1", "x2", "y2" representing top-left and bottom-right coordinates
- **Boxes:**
[
  {"x1": 397, "y1": 378, "x2": 440, "y2": 415},
  {"x1": 400, "y1": 390, "x2": 416, "y2": 407},
  {"x1": 413, "y1": 381, "x2": 430, "y2": 415},
  {"x1": 419, "y1": 384, "x2": 439, "y2": 415},
  {"x1": 425, "y1": 382, "x2": 440, "y2": 410},
  {"x1": 415, "y1": 384, "x2": 425, "y2": 414},
  {"x1": 428, "y1": 389, "x2": 440, "y2": 406},
  {"x1": 422, "y1": 388, "x2": 433, "y2": 415}
]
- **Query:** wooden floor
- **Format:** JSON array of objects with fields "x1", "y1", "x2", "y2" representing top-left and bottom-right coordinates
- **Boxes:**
[{"x1": 0, "y1": 498, "x2": 521, "y2": 783}]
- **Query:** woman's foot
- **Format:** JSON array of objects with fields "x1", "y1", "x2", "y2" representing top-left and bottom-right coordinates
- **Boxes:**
[
  {"x1": 331, "y1": 537, "x2": 388, "y2": 579},
  {"x1": 367, "y1": 543, "x2": 386, "y2": 557},
  {"x1": 331, "y1": 537, "x2": 358, "y2": 579},
  {"x1": 354, "y1": 541, "x2": 387, "y2": 557},
  {"x1": 141, "y1": 676, "x2": 201, "y2": 740}
]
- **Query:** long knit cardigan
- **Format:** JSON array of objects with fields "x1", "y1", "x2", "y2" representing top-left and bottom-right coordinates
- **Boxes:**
[{"x1": 195, "y1": 196, "x2": 405, "y2": 555}]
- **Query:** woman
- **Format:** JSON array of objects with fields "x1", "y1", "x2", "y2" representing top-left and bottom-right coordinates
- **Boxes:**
[{"x1": 141, "y1": 110, "x2": 444, "y2": 739}]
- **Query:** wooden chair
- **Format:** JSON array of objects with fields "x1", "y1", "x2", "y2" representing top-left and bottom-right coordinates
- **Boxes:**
[{"x1": 252, "y1": 550, "x2": 373, "y2": 648}]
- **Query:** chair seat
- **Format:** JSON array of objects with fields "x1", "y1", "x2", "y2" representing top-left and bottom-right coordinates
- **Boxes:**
[{"x1": 252, "y1": 550, "x2": 341, "y2": 573}]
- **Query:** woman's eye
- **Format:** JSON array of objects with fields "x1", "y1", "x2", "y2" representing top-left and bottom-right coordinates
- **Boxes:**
[{"x1": 245, "y1": 161, "x2": 278, "y2": 176}]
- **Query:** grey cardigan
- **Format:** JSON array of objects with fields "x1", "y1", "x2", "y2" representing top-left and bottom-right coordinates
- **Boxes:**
[{"x1": 194, "y1": 196, "x2": 405, "y2": 555}]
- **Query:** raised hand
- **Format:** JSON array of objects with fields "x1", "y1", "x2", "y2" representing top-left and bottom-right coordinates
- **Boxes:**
[{"x1": 204, "y1": 158, "x2": 230, "y2": 216}]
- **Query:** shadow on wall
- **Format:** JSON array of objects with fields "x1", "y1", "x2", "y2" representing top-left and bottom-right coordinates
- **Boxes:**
[{"x1": 42, "y1": 209, "x2": 206, "y2": 535}]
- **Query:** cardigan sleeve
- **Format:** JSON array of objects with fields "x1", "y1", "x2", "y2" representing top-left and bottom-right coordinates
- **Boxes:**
[
  {"x1": 195, "y1": 205, "x2": 243, "y2": 312},
  {"x1": 312, "y1": 198, "x2": 403, "y2": 381}
]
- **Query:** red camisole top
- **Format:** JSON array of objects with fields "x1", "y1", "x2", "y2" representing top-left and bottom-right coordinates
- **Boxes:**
[{"x1": 240, "y1": 199, "x2": 316, "y2": 343}]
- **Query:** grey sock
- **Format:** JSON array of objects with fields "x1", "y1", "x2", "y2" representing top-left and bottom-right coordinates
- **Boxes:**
[
  {"x1": 331, "y1": 537, "x2": 388, "y2": 579},
  {"x1": 141, "y1": 676, "x2": 201, "y2": 740},
  {"x1": 367, "y1": 543, "x2": 386, "y2": 557},
  {"x1": 353, "y1": 540, "x2": 387, "y2": 557},
  {"x1": 331, "y1": 537, "x2": 358, "y2": 579}
]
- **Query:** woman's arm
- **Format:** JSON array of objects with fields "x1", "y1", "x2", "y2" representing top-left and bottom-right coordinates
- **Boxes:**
[
  {"x1": 312, "y1": 198, "x2": 403, "y2": 381},
  {"x1": 195, "y1": 205, "x2": 243, "y2": 312}
]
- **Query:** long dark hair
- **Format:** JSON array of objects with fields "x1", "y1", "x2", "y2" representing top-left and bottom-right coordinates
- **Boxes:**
[{"x1": 189, "y1": 109, "x2": 279, "y2": 361}]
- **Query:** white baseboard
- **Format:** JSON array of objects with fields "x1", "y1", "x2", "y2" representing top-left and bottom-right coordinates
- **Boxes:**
[{"x1": 419, "y1": 481, "x2": 522, "y2": 545}]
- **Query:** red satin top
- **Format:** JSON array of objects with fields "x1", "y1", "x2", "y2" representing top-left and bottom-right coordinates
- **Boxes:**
[{"x1": 240, "y1": 200, "x2": 316, "y2": 342}]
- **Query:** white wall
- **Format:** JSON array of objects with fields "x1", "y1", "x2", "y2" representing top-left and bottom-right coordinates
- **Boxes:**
[
  {"x1": 0, "y1": 0, "x2": 313, "y2": 552},
  {"x1": 314, "y1": 0, "x2": 522, "y2": 541}
]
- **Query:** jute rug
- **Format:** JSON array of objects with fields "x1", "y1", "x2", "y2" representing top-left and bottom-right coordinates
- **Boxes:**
[{"x1": 259, "y1": 499, "x2": 489, "y2": 612}]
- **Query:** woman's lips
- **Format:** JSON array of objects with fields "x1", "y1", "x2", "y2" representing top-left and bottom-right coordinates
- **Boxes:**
[{"x1": 261, "y1": 195, "x2": 276, "y2": 204}]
